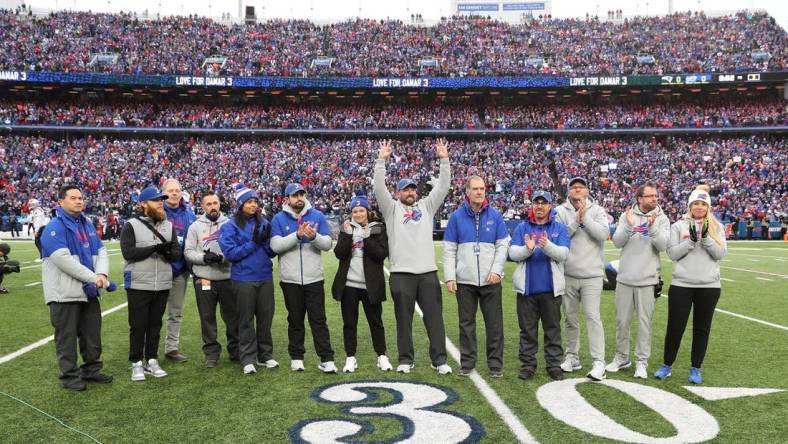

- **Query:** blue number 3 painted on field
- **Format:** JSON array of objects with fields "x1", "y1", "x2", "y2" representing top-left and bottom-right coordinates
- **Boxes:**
[{"x1": 289, "y1": 381, "x2": 485, "y2": 443}]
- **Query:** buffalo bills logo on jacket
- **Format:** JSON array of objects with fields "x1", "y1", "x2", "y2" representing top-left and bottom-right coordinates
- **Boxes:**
[
  {"x1": 403, "y1": 208, "x2": 422, "y2": 224},
  {"x1": 632, "y1": 222, "x2": 650, "y2": 238},
  {"x1": 352, "y1": 240, "x2": 364, "y2": 251}
]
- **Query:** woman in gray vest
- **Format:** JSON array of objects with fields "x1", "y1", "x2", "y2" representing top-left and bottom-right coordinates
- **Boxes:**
[{"x1": 120, "y1": 187, "x2": 182, "y2": 382}]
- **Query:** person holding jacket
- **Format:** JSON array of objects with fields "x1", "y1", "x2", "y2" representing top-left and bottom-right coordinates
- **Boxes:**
[
  {"x1": 270, "y1": 183, "x2": 336, "y2": 373},
  {"x1": 120, "y1": 186, "x2": 182, "y2": 382},
  {"x1": 184, "y1": 191, "x2": 238, "y2": 368},
  {"x1": 443, "y1": 175, "x2": 509, "y2": 378},
  {"x1": 331, "y1": 193, "x2": 392, "y2": 373},
  {"x1": 218, "y1": 184, "x2": 277, "y2": 375},
  {"x1": 508, "y1": 191, "x2": 570, "y2": 381},
  {"x1": 655, "y1": 185, "x2": 727, "y2": 384},
  {"x1": 41, "y1": 185, "x2": 111, "y2": 391},
  {"x1": 606, "y1": 181, "x2": 670, "y2": 379},
  {"x1": 555, "y1": 177, "x2": 610, "y2": 381}
]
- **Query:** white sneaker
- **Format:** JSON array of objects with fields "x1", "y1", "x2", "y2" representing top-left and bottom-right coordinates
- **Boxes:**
[
  {"x1": 144, "y1": 359, "x2": 167, "y2": 378},
  {"x1": 431, "y1": 364, "x2": 453, "y2": 375},
  {"x1": 257, "y1": 359, "x2": 279, "y2": 369},
  {"x1": 396, "y1": 363, "x2": 415, "y2": 374},
  {"x1": 318, "y1": 361, "x2": 338, "y2": 374},
  {"x1": 243, "y1": 364, "x2": 257, "y2": 374},
  {"x1": 587, "y1": 360, "x2": 607, "y2": 381},
  {"x1": 634, "y1": 361, "x2": 648, "y2": 379},
  {"x1": 131, "y1": 361, "x2": 145, "y2": 381},
  {"x1": 377, "y1": 355, "x2": 393, "y2": 371},
  {"x1": 560, "y1": 355, "x2": 582, "y2": 372},
  {"x1": 605, "y1": 355, "x2": 632, "y2": 373},
  {"x1": 343, "y1": 357, "x2": 358, "y2": 373},
  {"x1": 291, "y1": 359, "x2": 305, "y2": 372}
]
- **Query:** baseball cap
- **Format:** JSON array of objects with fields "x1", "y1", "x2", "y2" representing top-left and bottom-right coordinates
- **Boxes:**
[
  {"x1": 396, "y1": 178, "x2": 417, "y2": 192},
  {"x1": 532, "y1": 191, "x2": 553, "y2": 203},
  {"x1": 284, "y1": 183, "x2": 306, "y2": 196},
  {"x1": 138, "y1": 187, "x2": 167, "y2": 202}
]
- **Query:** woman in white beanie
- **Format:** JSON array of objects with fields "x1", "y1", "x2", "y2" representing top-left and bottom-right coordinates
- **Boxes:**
[{"x1": 654, "y1": 185, "x2": 727, "y2": 384}]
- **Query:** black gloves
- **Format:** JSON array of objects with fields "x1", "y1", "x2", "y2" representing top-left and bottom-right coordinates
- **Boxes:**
[
  {"x1": 701, "y1": 218, "x2": 709, "y2": 239},
  {"x1": 203, "y1": 250, "x2": 223, "y2": 264},
  {"x1": 155, "y1": 241, "x2": 174, "y2": 255},
  {"x1": 252, "y1": 222, "x2": 272, "y2": 245},
  {"x1": 689, "y1": 223, "x2": 698, "y2": 242}
]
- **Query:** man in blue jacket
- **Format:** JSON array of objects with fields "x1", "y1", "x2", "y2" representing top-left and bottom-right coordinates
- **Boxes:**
[
  {"x1": 41, "y1": 184, "x2": 111, "y2": 391},
  {"x1": 444, "y1": 176, "x2": 509, "y2": 377},
  {"x1": 508, "y1": 191, "x2": 570, "y2": 381},
  {"x1": 219, "y1": 184, "x2": 277, "y2": 375},
  {"x1": 270, "y1": 183, "x2": 336, "y2": 373},
  {"x1": 162, "y1": 178, "x2": 197, "y2": 363}
]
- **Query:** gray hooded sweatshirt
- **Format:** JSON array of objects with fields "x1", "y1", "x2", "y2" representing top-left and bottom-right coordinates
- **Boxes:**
[
  {"x1": 184, "y1": 213, "x2": 231, "y2": 281},
  {"x1": 612, "y1": 205, "x2": 670, "y2": 287},
  {"x1": 667, "y1": 218, "x2": 727, "y2": 288},
  {"x1": 373, "y1": 157, "x2": 450, "y2": 274},
  {"x1": 555, "y1": 197, "x2": 610, "y2": 279}
]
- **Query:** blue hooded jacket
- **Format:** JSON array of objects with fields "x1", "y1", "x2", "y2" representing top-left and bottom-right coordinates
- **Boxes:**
[{"x1": 219, "y1": 214, "x2": 275, "y2": 282}]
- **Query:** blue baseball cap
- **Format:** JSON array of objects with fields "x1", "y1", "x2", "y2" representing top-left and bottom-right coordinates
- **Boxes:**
[
  {"x1": 138, "y1": 187, "x2": 167, "y2": 202},
  {"x1": 396, "y1": 178, "x2": 417, "y2": 192},
  {"x1": 284, "y1": 183, "x2": 306, "y2": 196},
  {"x1": 532, "y1": 191, "x2": 553, "y2": 203}
]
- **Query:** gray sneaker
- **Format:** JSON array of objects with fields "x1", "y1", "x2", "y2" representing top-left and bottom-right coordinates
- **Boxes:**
[
  {"x1": 131, "y1": 361, "x2": 145, "y2": 381},
  {"x1": 144, "y1": 359, "x2": 167, "y2": 378},
  {"x1": 605, "y1": 356, "x2": 632, "y2": 373},
  {"x1": 560, "y1": 355, "x2": 582, "y2": 372}
]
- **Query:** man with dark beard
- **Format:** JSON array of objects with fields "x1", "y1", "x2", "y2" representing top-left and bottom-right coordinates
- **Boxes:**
[
  {"x1": 373, "y1": 139, "x2": 452, "y2": 375},
  {"x1": 185, "y1": 192, "x2": 238, "y2": 368},
  {"x1": 120, "y1": 187, "x2": 182, "y2": 382}
]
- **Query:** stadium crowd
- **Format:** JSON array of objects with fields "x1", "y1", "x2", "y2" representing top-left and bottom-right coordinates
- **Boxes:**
[
  {"x1": 1, "y1": 99, "x2": 785, "y2": 129},
  {"x1": 0, "y1": 9, "x2": 784, "y2": 77},
  {"x1": 1, "y1": 135, "x2": 784, "y2": 226}
]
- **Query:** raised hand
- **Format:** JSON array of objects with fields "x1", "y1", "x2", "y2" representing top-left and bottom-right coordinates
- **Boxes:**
[
  {"x1": 435, "y1": 138, "x2": 449, "y2": 159},
  {"x1": 378, "y1": 139, "x2": 393, "y2": 160}
]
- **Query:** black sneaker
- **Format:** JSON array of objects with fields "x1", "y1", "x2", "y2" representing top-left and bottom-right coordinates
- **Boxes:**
[
  {"x1": 518, "y1": 368, "x2": 535, "y2": 380},
  {"x1": 63, "y1": 379, "x2": 87, "y2": 391},
  {"x1": 0, "y1": 287, "x2": 9, "y2": 294},
  {"x1": 458, "y1": 368, "x2": 473, "y2": 377},
  {"x1": 81, "y1": 373, "x2": 113, "y2": 383},
  {"x1": 547, "y1": 367, "x2": 564, "y2": 381},
  {"x1": 490, "y1": 369, "x2": 503, "y2": 378}
]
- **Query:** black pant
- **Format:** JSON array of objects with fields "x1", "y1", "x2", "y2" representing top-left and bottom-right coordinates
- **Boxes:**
[
  {"x1": 663, "y1": 285, "x2": 721, "y2": 368},
  {"x1": 457, "y1": 283, "x2": 504, "y2": 371},
  {"x1": 235, "y1": 280, "x2": 275, "y2": 366},
  {"x1": 389, "y1": 272, "x2": 447, "y2": 366},
  {"x1": 49, "y1": 300, "x2": 103, "y2": 384},
  {"x1": 340, "y1": 286, "x2": 386, "y2": 357},
  {"x1": 516, "y1": 292, "x2": 563, "y2": 370},
  {"x1": 126, "y1": 289, "x2": 169, "y2": 362},
  {"x1": 194, "y1": 278, "x2": 239, "y2": 361},
  {"x1": 281, "y1": 281, "x2": 334, "y2": 362}
]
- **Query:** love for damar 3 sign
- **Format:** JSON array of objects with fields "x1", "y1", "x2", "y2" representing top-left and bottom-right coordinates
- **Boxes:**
[{"x1": 289, "y1": 380, "x2": 783, "y2": 443}]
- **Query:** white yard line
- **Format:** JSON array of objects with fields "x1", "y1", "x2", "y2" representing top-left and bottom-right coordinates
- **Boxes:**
[
  {"x1": 0, "y1": 301, "x2": 128, "y2": 365},
  {"x1": 714, "y1": 309, "x2": 788, "y2": 332},
  {"x1": 383, "y1": 267, "x2": 538, "y2": 444},
  {"x1": 755, "y1": 277, "x2": 774, "y2": 282},
  {"x1": 720, "y1": 278, "x2": 735, "y2": 282},
  {"x1": 24, "y1": 281, "x2": 41, "y2": 287}
]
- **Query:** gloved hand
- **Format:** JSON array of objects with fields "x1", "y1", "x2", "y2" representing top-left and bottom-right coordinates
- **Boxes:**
[
  {"x1": 155, "y1": 241, "x2": 174, "y2": 255},
  {"x1": 203, "y1": 250, "x2": 223, "y2": 264},
  {"x1": 701, "y1": 218, "x2": 709, "y2": 239},
  {"x1": 253, "y1": 222, "x2": 271, "y2": 245},
  {"x1": 689, "y1": 223, "x2": 698, "y2": 242}
]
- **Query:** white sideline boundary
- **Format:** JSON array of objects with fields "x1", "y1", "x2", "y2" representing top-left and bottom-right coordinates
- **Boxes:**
[
  {"x1": 0, "y1": 302, "x2": 128, "y2": 365},
  {"x1": 384, "y1": 267, "x2": 538, "y2": 444}
]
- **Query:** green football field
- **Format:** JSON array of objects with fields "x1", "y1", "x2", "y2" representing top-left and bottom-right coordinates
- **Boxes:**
[{"x1": 0, "y1": 239, "x2": 786, "y2": 443}]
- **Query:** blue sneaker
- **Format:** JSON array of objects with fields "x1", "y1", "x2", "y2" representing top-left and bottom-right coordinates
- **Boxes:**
[
  {"x1": 654, "y1": 364, "x2": 672, "y2": 380},
  {"x1": 689, "y1": 367, "x2": 703, "y2": 384}
]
